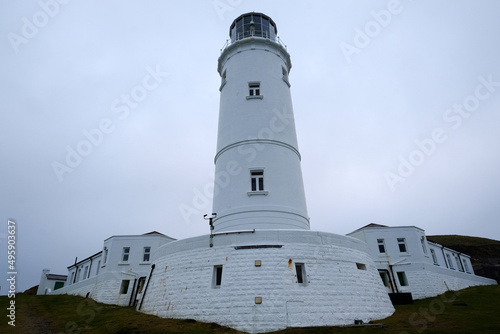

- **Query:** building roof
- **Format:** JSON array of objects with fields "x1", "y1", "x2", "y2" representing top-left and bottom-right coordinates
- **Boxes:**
[
  {"x1": 46, "y1": 274, "x2": 67, "y2": 281},
  {"x1": 348, "y1": 223, "x2": 424, "y2": 235},
  {"x1": 67, "y1": 250, "x2": 103, "y2": 269},
  {"x1": 143, "y1": 231, "x2": 165, "y2": 236}
]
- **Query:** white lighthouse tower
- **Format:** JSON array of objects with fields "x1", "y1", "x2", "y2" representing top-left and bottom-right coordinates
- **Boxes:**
[
  {"x1": 140, "y1": 13, "x2": 395, "y2": 333},
  {"x1": 213, "y1": 13, "x2": 308, "y2": 232}
]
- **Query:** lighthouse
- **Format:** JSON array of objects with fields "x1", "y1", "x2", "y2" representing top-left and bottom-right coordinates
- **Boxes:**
[
  {"x1": 140, "y1": 13, "x2": 395, "y2": 333},
  {"x1": 212, "y1": 13, "x2": 309, "y2": 232}
]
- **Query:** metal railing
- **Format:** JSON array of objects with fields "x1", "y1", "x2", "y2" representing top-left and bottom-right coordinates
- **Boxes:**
[{"x1": 220, "y1": 31, "x2": 287, "y2": 53}]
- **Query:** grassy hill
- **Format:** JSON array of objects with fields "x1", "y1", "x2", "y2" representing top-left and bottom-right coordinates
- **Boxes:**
[
  {"x1": 427, "y1": 234, "x2": 500, "y2": 283},
  {"x1": 2, "y1": 285, "x2": 500, "y2": 334}
]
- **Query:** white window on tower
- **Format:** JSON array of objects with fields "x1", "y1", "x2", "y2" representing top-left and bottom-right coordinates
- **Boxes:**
[
  {"x1": 247, "y1": 82, "x2": 263, "y2": 99},
  {"x1": 251, "y1": 170, "x2": 264, "y2": 191}
]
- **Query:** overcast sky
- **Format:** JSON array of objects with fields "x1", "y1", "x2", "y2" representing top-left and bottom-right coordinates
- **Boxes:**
[{"x1": 1, "y1": 0, "x2": 500, "y2": 293}]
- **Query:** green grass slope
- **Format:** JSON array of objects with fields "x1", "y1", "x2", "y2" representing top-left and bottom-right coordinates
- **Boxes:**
[{"x1": 1, "y1": 285, "x2": 499, "y2": 334}]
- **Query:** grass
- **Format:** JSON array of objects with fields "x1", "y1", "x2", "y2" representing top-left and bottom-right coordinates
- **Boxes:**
[{"x1": 1, "y1": 285, "x2": 499, "y2": 333}]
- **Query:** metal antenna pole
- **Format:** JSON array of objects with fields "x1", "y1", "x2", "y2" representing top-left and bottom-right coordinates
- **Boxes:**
[{"x1": 204, "y1": 213, "x2": 217, "y2": 247}]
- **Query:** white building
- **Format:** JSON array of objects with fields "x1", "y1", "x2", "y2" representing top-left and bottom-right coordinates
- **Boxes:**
[
  {"x1": 137, "y1": 13, "x2": 394, "y2": 333},
  {"x1": 49, "y1": 231, "x2": 175, "y2": 306},
  {"x1": 347, "y1": 224, "x2": 497, "y2": 300},
  {"x1": 38, "y1": 11, "x2": 497, "y2": 334},
  {"x1": 36, "y1": 269, "x2": 67, "y2": 295}
]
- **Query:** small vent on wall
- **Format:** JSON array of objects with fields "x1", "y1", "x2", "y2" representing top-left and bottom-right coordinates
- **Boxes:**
[{"x1": 356, "y1": 263, "x2": 367, "y2": 270}]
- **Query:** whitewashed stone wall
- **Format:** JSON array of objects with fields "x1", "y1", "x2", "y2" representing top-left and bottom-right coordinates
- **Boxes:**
[
  {"x1": 53, "y1": 271, "x2": 138, "y2": 306},
  {"x1": 399, "y1": 263, "x2": 496, "y2": 300},
  {"x1": 139, "y1": 230, "x2": 395, "y2": 333}
]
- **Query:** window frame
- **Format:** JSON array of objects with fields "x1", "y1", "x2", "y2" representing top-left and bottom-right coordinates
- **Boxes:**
[
  {"x1": 397, "y1": 271, "x2": 409, "y2": 286},
  {"x1": 122, "y1": 247, "x2": 130, "y2": 262},
  {"x1": 397, "y1": 238, "x2": 408, "y2": 253},
  {"x1": 430, "y1": 248, "x2": 439, "y2": 265},
  {"x1": 246, "y1": 82, "x2": 263, "y2": 100},
  {"x1": 446, "y1": 254, "x2": 455, "y2": 269},
  {"x1": 143, "y1": 247, "x2": 151, "y2": 262},
  {"x1": 421, "y1": 236, "x2": 428, "y2": 254},
  {"x1": 295, "y1": 263, "x2": 307, "y2": 285},
  {"x1": 213, "y1": 265, "x2": 223, "y2": 288},
  {"x1": 120, "y1": 280, "x2": 130, "y2": 294},
  {"x1": 248, "y1": 169, "x2": 268, "y2": 195},
  {"x1": 377, "y1": 239, "x2": 386, "y2": 253}
]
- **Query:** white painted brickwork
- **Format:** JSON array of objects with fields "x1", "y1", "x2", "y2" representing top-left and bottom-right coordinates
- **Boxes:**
[
  {"x1": 402, "y1": 263, "x2": 496, "y2": 300},
  {"x1": 139, "y1": 230, "x2": 395, "y2": 333},
  {"x1": 53, "y1": 272, "x2": 134, "y2": 306}
]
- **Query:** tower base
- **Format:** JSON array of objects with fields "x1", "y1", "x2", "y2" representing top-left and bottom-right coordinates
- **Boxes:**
[{"x1": 139, "y1": 230, "x2": 394, "y2": 333}]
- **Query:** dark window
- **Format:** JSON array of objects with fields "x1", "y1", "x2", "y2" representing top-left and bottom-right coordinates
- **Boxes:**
[
  {"x1": 137, "y1": 277, "x2": 147, "y2": 294},
  {"x1": 397, "y1": 238, "x2": 407, "y2": 253},
  {"x1": 249, "y1": 83, "x2": 260, "y2": 96},
  {"x1": 251, "y1": 170, "x2": 264, "y2": 191},
  {"x1": 122, "y1": 247, "x2": 130, "y2": 262},
  {"x1": 397, "y1": 272, "x2": 408, "y2": 286},
  {"x1": 213, "y1": 265, "x2": 223, "y2": 287},
  {"x1": 356, "y1": 263, "x2": 367, "y2": 270},
  {"x1": 120, "y1": 280, "x2": 130, "y2": 294},
  {"x1": 377, "y1": 239, "x2": 385, "y2": 253},
  {"x1": 54, "y1": 281, "x2": 64, "y2": 290},
  {"x1": 143, "y1": 247, "x2": 151, "y2": 262},
  {"x1": 379, "y1": 271, "x2": 390, "y2": 287},
  {"x1": 295, "y1": 263, "x2": 305, "y2": 284}
]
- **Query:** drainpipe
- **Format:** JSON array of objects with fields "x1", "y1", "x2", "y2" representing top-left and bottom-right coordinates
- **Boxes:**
[
  {"x1": 87, "y1": 258, "x2": 93, "y2": 279},
  {"x1": 388, "y1": 265, "x2": 400, "y2": 293},
  {"x1": 138, "y1": 264, "x2": 155, "y2": 311},
  {"x1": 72, "y1": 257, "x2": 78, "y2": 284},
  {"x1": 128, "y1": 278, "x2": 138, "y2": 306}
]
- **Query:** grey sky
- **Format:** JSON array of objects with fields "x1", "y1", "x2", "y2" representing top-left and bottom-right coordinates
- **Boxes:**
[{"x1": 1, "y1": 0, "x2": 500, "y2": 293}]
